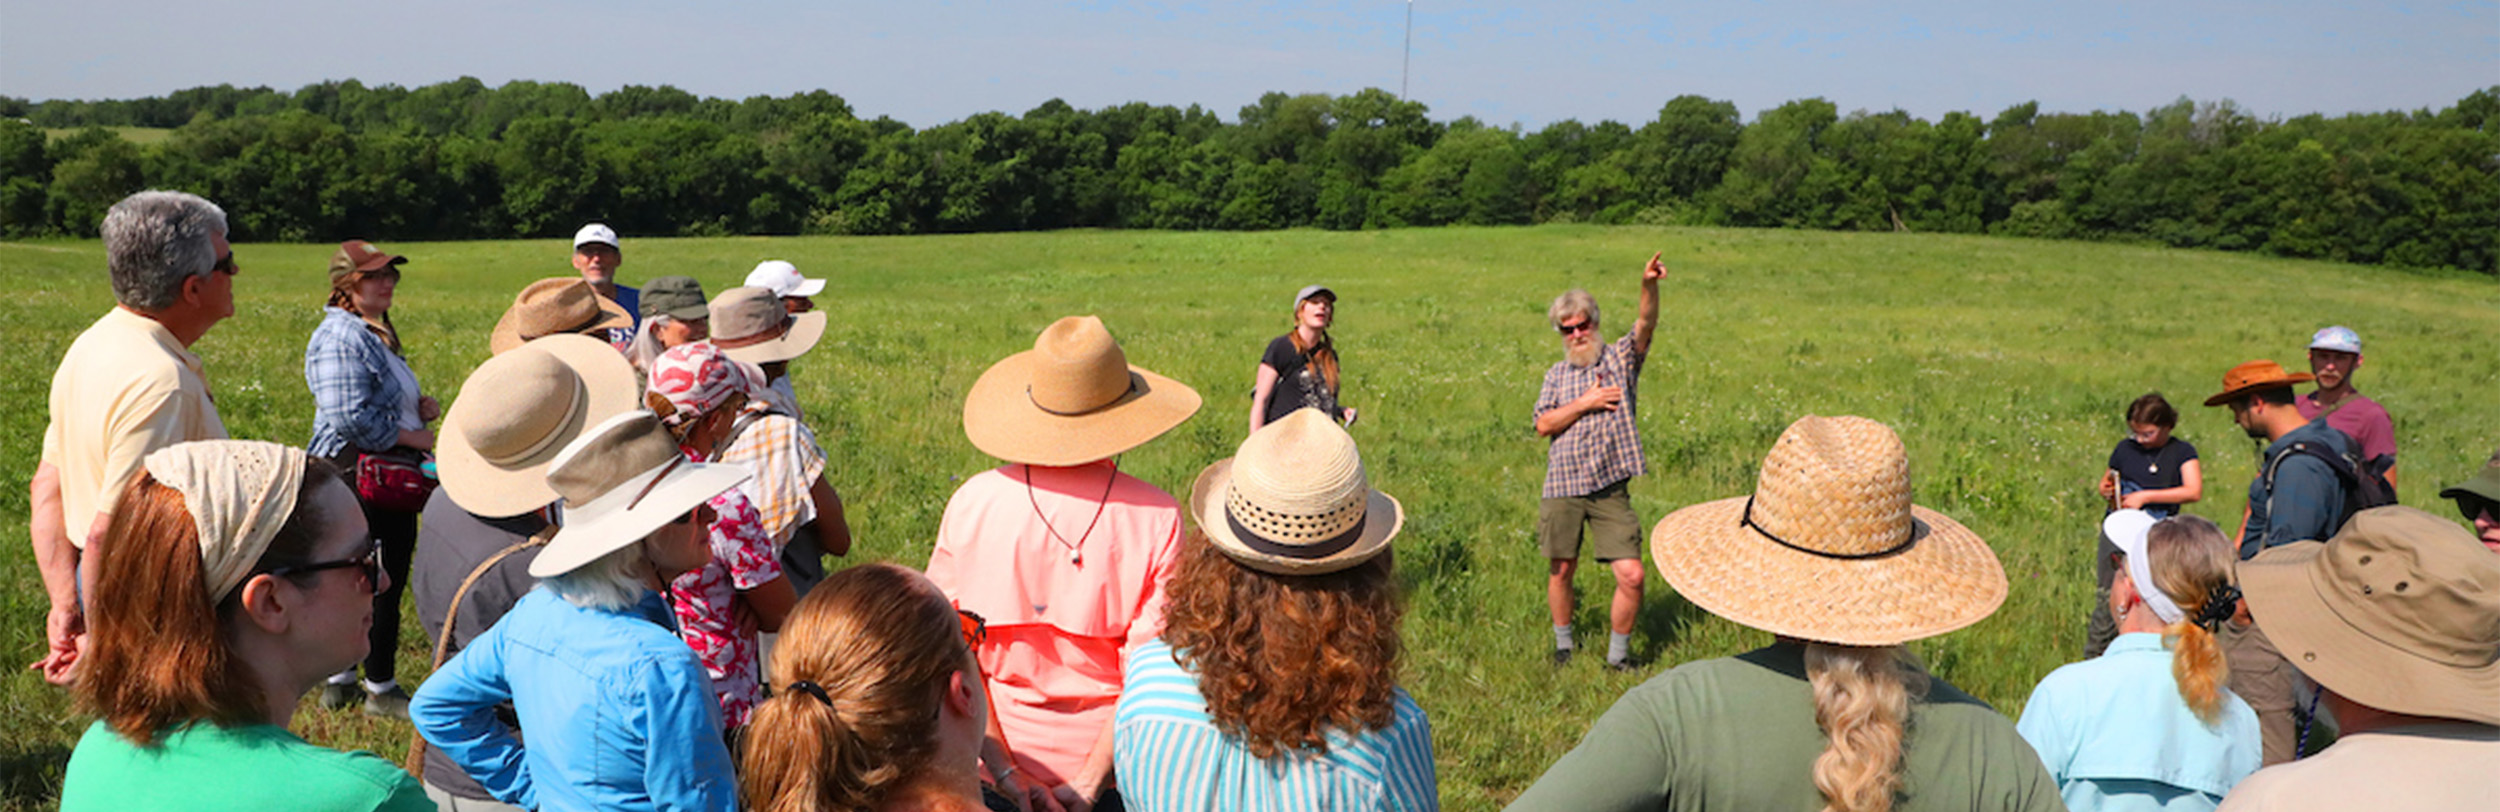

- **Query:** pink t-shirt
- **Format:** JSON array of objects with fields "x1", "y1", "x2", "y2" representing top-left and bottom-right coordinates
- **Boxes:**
[
  {"x1": 2295, "y1": 391, "x2": 2396, "y2": 464},
  {"x1": 925, "y1": 462, "x2": 1184, "y2": 787},
  {"x1": 667, "y1": 488, "x2": 782, "y2": 730}
]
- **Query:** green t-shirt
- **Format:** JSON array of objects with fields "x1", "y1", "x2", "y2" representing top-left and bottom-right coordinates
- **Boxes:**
[
  {"x1": 1506, "y1": 642, "x2": 2066, "y2": 812},
  {"x1": 61, "y1": 720, "x2": 432, "y2": 812}
]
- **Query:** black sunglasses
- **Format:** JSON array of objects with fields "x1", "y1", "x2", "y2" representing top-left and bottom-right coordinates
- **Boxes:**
[
  {"x1": 263, "y1": 536, "x2": 383, "y2": 594},
  {"x1": 210, "y1": 252, "x2": 238, "y2": 275},
  {"x1": 2461, "y1": 495, "x2": 2499, "y2": 523},
  {"x1": 1556, "y1": 319, "x2": 1595, "y2": 336}
]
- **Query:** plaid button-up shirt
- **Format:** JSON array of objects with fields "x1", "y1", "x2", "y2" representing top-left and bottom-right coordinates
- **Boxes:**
[{"x1": 1536, "y1": 332, "x2": 1647, "y2": 499}]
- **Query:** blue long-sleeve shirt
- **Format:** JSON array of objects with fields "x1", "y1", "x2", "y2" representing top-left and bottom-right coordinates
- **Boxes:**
[
  {"x1": 2017, "y1": 633, "x2": 2262, "y2": 812},
  {"x1": 304, "y1": 307, "x2": 414, "y2": 457},
  {"x1": 2239, "y1": 420, "x2": 2352, "y2": 560},
  {"x1": 409, "y1": 588, "x2": 735, "y2": 812}
]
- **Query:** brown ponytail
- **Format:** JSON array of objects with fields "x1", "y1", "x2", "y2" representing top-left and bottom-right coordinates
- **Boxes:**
[
  {"x1": 2146, "y1": 515, "x2": 2236, "y2": 725},
  {"x1": 1805, "y1": 643, "x2": 1929, "y2": 812},
  {"x1": 740, "y1": 563, "x2": 972, "y2": 812}
]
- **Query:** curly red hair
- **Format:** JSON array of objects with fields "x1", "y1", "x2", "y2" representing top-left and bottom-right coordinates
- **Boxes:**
[{"x1": 1159, "y1": 530, "x2": 1403, "y2": 759}]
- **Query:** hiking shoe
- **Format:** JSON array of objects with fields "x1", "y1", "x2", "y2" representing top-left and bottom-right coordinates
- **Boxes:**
[
  {"x1": 319, "y1": 682, "x2": 360, "y2": 712},
  {"x1": 1605, "y1": 658, "x2": 1642, "y2": 673},
  {"x1": 1551, "y1": 647, "x2": 1574, "y2": 667},
  {"x1": 363, "y1": 686, "x2": 412, "y2": 720}
]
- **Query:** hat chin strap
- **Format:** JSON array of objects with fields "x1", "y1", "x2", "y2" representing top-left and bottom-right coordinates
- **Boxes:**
[{"x1": 1226, "y1": 503, "x2": 1368, "y2": 560}]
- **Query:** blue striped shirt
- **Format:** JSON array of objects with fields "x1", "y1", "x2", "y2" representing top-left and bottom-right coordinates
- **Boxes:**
[{"x1": 1114, "y1": 639, "x2": 1439, "y2": 812}]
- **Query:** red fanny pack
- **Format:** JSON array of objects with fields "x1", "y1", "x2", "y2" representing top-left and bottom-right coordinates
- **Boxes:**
[{"x1": 356, "y1": 450, "x2": 437, "y2": 513}]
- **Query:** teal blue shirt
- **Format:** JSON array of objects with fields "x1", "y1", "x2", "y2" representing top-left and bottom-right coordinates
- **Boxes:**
[
  {"x1": 1114, "y1": 639, "x2": 1439, "y2": 812},
  {"x1": 2016, "y1": 633, "x2": 2261, "y2": 812}
]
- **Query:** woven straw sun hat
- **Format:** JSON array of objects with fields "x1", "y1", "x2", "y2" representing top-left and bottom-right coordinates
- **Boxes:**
[
  {"x1": 1188, "y1": 409, "x2": 1401, "y2": 575},
  {"x1": 437, "y1": 334, "x2": 640, "y2": 518},
  {"x1": 709, "y1": 286, "x2": 826, "y2": 365},
  {"x1": 2239, "y1": 506, "x2": 2500, "y2": 726},
  {"x1": 530, "y1": 410, "x2": 751, "y2": 578},
  {"x1": 488, "y1": 277, "x2": 634, "y2": 354},
  {"x1": 963, "y1": 315, "x2": 1202, "y2": 467},
  {"x1": 1650, "y1": 415, "x2": 2007, "y2": 646}
]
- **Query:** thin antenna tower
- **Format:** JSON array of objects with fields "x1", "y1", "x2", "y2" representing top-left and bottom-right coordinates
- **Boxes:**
[{"x1": 1401, "y1": 0, "x2": 1414, "y2": 98}]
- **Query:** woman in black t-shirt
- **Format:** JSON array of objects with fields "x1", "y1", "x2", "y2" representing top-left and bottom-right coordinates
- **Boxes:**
[
  {"x1": 1250, "y1": 285, "x2": 1354, "y2": 432},
  {"x1": 2098, "y1": 392, "x2": 2203, "y2": 519}
]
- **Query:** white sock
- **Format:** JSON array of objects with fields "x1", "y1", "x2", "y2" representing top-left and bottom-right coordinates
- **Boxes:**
[
  {"x1": 1553, "y1": 625, "x2": 1575, "y2": 650},
  {"x1": 362, "y1": 678, "x2": 398, "y2": 695},
  {"x1": 1608, "y1": 632, "x2": 1632, "y2": 663},
  {"x1": 326, "y1": 671, "x2": 357, "y2": 686}
]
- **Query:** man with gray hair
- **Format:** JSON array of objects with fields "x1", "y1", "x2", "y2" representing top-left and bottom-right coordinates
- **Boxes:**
[
  {"x1": 29, "y1": 190, "x2": 235, "y2": 684},
  {"x1": 1532, "y1": 252, "x2": 1666, "y2": 670}
]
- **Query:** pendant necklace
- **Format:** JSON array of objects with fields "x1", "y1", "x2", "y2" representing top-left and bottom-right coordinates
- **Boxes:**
[{"x1": 1024, "y1": 459, "x2": 1120, "y2": 566}]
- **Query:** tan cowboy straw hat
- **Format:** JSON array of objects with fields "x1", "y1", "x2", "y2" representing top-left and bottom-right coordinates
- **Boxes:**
[
  {"x1": 2239, "y1": 506, "x2": 2500, "y2": 726},
  {"x1": 1188, "y1": 409, "x2": 1401, "y2": 576},
  {"x1": 488, "y1": 277, "x2": 634, "y2": 354},
  {"x1": 530, "y1": 410, "x2": 751, "y2": 578},
  {"x1": 1650, "y1": 415, "x2": 2007, "y2": 647},
  {"x1": 437, "y1": 335, "x2": 640, "y2": 518},
  {"x1": 963, "y1": 315, "x2": 1202, "y2": 467},
  {"x1": 709, "y1": 286, "x2": 826, "y2": 365}
]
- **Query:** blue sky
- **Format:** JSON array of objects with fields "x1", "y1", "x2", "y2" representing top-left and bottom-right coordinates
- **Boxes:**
[{"x1": 3, "y1": 1, "x2": 2493, "y2": 127}]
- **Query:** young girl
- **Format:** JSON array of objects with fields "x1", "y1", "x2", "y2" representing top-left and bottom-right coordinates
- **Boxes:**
[{"x1": 2100, "y1": 392, "x2": 2203, "y2": 519}]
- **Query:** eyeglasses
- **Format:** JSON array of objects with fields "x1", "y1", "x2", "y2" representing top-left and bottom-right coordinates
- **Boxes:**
[
  {"x1": 1555, "y1": 319, "x2": 1595, "y2": 336},
  {"x1": 957, "y1": 608, "x2": 987, "y2": 648},
  {"x1": 264, "y1": 536, "x2": 384, "y2": 595}
]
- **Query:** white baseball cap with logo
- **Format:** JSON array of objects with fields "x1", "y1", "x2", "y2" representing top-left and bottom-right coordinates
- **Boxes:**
[
  {"x1": 573, "y1": 223, "x2": 620, "y2": 250},
  {"x1": 746, "y1": 260, "x2": 825, "y2": 298},
  {"x1": 2308, "y1": 325, "x2": 2362, "y2": 354}
]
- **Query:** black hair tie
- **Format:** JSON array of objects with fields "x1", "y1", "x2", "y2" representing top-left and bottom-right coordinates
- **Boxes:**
[
  {"x1": 2195, "y1": 584, "x2": 2243, "y2": 631},
  {"x1": 786, "y1": 680, "x2": 833, "y2": 707}
]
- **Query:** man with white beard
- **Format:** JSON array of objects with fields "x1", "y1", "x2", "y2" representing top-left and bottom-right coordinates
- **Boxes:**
[{"x1": 1532, "y1": 253, "x2": 1666, "y2": 671}]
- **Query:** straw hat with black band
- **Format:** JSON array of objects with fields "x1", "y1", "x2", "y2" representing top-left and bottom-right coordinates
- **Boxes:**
[
  {"x1": 488, "y1": 278, "x2": 634, "y2": 354},
  {"x1": 1649, "y1": 415, "x2": 2007, "y2": 646},
  {"x1": 963, "y1": 315, "x2": 1202, "y2": 467},
  {"x1": 2238, "y1": 506, "x2": 2500, "y2": 726},
  {"x1": 2201, "y1": 359, "x2": 2315, "y2": 407},
  {"x1": 709, "y1": 286, "x2": 825, "y2": 366},
  {"x1": 1189, "y1": 409, "x2": 1400, "y2": 576},
  {"x1": 530, "y1": 410, "x2": 751, "y2": 578},
  {"x1": 437, "y1": 335, "x2": 640, "y2": 518}
]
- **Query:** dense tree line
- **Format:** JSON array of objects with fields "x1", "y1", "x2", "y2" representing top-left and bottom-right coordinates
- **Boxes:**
[{"x1": 3, "y1": 79, "x2": 2495, "y2": 273}]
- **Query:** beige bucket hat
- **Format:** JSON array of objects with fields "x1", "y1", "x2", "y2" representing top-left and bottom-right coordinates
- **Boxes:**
[
  {"x1": 709, "y1": 286, "x2": 826, "y2": 365},
  {"x1": 488, "y1": 278, "x2": 634, "y2": 354},
  {"x1": 2240, "y1": 506, "x2": 2500, "y2": 726},
  {"x1": 1650, "y1": 415, "x2": 2007, "y2": 646},
  {"x1": 1188, "y1": 409, "x2": 1401, "y2": 575},
  {"x1": 437, "y1": 335, "x2": 640, "y2": 518},
  {"x1": 963, "y1": 316, "x2": 1202, "y2": 467},
  {"x1": 530, "y1": 411, "x2": 751, "y2": 578}
]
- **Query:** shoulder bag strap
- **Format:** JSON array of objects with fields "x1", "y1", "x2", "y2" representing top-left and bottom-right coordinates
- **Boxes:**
[{"x1": 404, "y1": 526, "x2": 555, "y2": 778}]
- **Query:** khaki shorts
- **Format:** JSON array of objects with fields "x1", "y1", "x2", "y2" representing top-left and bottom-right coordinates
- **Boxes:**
[{"x1": 1539, "y1": 480, "x2": 1641, "y2": 562}]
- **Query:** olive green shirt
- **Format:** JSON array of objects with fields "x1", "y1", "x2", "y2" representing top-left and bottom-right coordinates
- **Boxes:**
[{"x1": 1506, "y1": 642, "x2": 2067, "y2": 812}]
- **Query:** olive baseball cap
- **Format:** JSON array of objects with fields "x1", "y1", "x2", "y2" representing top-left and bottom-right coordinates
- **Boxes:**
[{"x1": 641, "y1": 276, "x2": 710, "y2": 322}]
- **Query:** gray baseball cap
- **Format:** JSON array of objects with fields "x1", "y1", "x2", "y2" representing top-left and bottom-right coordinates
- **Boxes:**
[{"x1": 1293, "y1": 284, "x2": 1335, "y2": 308}]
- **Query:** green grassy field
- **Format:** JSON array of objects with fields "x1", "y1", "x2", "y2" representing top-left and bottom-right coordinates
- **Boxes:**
[{"x1": 2, "y1": 226, "x2": 2495, "y2": 810}]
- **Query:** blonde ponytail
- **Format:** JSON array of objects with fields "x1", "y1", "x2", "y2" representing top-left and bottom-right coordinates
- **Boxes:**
[
  {"x1": 2147, "y1": 515, "x2": 2237, "y2": 725},
  {"x1": 1805, "y1": 643, "x2": 1929, "y2": 812}
]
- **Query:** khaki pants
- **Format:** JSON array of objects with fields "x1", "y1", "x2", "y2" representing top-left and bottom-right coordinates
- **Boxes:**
[{"x1": 2220, "y1": 620, "x2": 2300, "y2": 765}]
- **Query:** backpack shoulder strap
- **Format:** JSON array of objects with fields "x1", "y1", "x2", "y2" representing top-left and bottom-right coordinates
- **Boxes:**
[{"x1": 404, "y1": 527, "x2": 553, "y2": 778}]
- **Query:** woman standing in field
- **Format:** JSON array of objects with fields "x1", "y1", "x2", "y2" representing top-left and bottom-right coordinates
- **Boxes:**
[
  {"x1": 1506, "y1": 416, "x2": 2063, "y2": 812},
  {"x1": 1249, "y1": 284, "x2": 1354, "y2": 433},
  {"x1": 303, "y1": 240, "x2": 437, "y2": 719},
  {"x1": 1114, "y1": 410, "x2": 1437, "y2": 811},
  {"x1": 2018, "y1": 511, "x2": 2260, "y2": 811},
  {"x1": 62, "y1": 441, "x2": 430, "y2": 811}
]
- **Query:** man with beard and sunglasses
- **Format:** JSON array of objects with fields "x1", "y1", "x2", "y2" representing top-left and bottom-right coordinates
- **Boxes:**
[{"x1": 1531, "y1": 253, "x2": 1667, "y2": 671}]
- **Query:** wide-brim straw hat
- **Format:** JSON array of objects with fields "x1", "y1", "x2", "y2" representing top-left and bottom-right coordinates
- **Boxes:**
[
  {"x1": 1188, "y1": 409, "x2": 1401, "y2": 575},
  {"x1": 1650, "y1": 415, "x2": 2007, "y2": 646},
  {"x1": 2201, "y1": 359, "x2": 2315, "y2": 407},
  {"x1": 438, "y1": 334, "x2": 640, "y2": 518},
  {"x1": 963, "y1": 315, "x2": 1202, "y2": 467},
  {"x1": 709, "y1": 286, "x2": 826, "y2": 365},
  {"x1": 2239, "y1": 506, "x2": 2500, "y2": 726},
  {"x1": 489, "y1": 277, "x2": 634, "y2": 354},
  {"x1": 530, "y1": 411, "x2": 751, "y2": 578}
]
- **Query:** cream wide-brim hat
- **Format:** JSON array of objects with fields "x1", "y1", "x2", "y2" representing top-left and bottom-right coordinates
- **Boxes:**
[
  {"x1": 1650, "y1": 415, "x2": 2007, "y2": 647},
  {"x1": 963, "y1": 316, "x2": 1202, "y2": 467},
  {"x1": 530, "y1": 411, "x2": 752, "y2": 578},
  {"x1": 437, "y1": 335, "x2": 640, "y2": 518},
  {"x1": 1187, "y1": 409, "x2": 1401, "y2": 576},
  {"x1": 2239, "y1": 507, "x2": 2500, "y2": 726}
]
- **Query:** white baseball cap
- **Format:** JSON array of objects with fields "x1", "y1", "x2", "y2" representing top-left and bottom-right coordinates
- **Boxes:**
[
  {"x1": 746, "y1": 260, "x2": 825, "y2": 298},
  {"x1": 573, "y1": 223, "x2": 620, "y2": 250},
  {"x1": 2307, "y1": 325, "x2": 2362, "y2": 354},
  {"x1": 2103, "y1": 509, "x2": 2184, "y2": 624}
]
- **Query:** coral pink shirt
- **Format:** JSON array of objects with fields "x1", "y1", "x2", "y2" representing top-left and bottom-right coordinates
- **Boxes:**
[{"x1": 926, "y1": 462, "x2": 1184, "y2": 786}]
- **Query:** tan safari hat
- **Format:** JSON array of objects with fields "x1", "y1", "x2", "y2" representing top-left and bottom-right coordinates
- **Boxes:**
[
  {"x1": 436, "y1": 334, "x2": 640, "y2": 518},
  {"x1": 530, "y1": 411, "x2": 750, "y2": 578},
  {"x1": 2240, "y1": 506, "x2": 2500, "y2": 726},
  {"x1": 709, "y1": 286, "x2": 826, "y2": 365}
]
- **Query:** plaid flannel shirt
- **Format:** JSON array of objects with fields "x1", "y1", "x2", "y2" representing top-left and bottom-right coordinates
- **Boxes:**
[
  {"x1": 715, "y1": 407, "x2": 828, "y2": 544},
  {"x1": 304, "y1": 307, "x2": 410, "y2": 458},
  {"x1": 1535, "y1": 332, "x2": 1647, "y2": 499}
]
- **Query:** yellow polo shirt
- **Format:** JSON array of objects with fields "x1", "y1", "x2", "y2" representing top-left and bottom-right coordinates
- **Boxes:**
[{"x1": 41, "y1": 307, "x2": 227, "y2": 547}]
